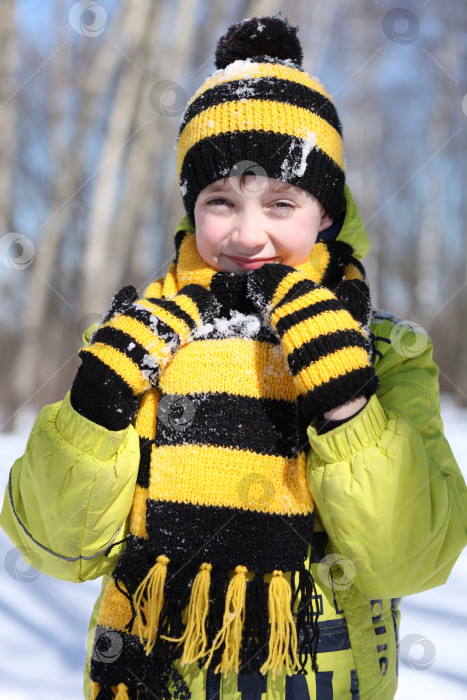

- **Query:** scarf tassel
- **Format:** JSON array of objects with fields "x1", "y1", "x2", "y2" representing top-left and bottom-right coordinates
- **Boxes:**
[
  {"x1": 294, "y1": 566, "x2": 321, "y2": 673},
  {"x1": 89, "y1": 681, "x2": 101, "y2": 699},
  {"x1": 113, "y1": 684, "x2": 131, "y2": 699},
  {"x1": 90, "y1": 683, "x2": 133, "y2": 700},
  {"x1": 133, "y1": 554, "x2": 170, "y2": 655},
  {"x1": 160, "y1": 562, "x2": 212, "y2": 665},
  {"x1": 240, "y1": 571, "x2": 269, "y2": 673},
  {"x1": 204, "y1": 564, "x2": 248, "y2": 674},
  {"x1": 260, "y1": 570, "x2": 299, "y2": 678}
]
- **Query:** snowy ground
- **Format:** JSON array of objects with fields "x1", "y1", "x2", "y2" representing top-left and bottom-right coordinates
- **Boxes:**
[{"x1": 0, "y1": 397, "x2": 466, "y2": 699}]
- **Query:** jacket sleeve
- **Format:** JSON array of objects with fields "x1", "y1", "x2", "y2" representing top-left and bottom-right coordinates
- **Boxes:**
[
  {"x1": 0, "y1": 391, "x2": 140, "y2": 582},
  {"x1": 306, "y1": 325, "x2": 467, "y2": 599}
]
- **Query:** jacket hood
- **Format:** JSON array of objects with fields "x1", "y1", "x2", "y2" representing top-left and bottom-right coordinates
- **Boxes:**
[{"x1": 175, "y1": 183, "x2": 371, "y2": 262}]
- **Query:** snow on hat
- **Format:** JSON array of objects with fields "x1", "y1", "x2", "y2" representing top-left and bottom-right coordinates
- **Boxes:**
[{"x1": 176, "y1": 15, "x2": 345, "y2": 224}]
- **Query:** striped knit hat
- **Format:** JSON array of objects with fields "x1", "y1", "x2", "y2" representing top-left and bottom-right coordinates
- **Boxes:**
[{"x1": 177, "y1": 15, "x2": 345, "y2": 224}]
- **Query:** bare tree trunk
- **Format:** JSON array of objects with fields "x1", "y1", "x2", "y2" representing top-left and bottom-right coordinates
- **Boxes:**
[
  {"x1": 10, "y1": 0, "x2": 135, "y2": 414},
  {"x1": 414, "y1": 30, "x2": 460, "y2": 327},
  {"x1": 413, "y1": 153, "x2": 442, "y2": 326},
  {"x1": 0, "y1": 0, "x2": 18, "y2": 235},
  {"x1": 80, "y1": 0, "x2": 154, "y2": 316},
  {"x1": 11, "y1": 2, "x2": 73, "y2": 412},
  {"x1": 119, "y1": 0, "x2": 201, "y2": 289}
]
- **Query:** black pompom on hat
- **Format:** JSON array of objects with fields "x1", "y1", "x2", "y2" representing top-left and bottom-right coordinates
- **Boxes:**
[
  {"x1": 177, "y1": 15, "x2": 345, "y2": 224},
  {"x1": 215, "y1": 15, "x2": 303, "y2": 68}
]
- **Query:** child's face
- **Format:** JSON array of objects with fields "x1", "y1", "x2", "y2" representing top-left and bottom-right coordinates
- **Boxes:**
[{"x1": 193, "y1": 176, "x2": 333, "y2": 273}]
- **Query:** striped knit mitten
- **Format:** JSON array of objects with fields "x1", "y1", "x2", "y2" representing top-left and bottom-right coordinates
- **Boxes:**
[
  {"x1": 247, "y1": 261, "x2": 379, "y2": 418},
  {"x1": 71, "y1": 284, "x2": 215, "y2": 430}
]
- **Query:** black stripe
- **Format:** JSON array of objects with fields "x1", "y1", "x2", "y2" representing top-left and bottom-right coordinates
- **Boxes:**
[
  {"x1": 174, "y1": 228, "x2": 189, "y2": 264},
  {"x1": 144, "y1": 500, "x2": 314, "y2": 572},
  {"x1": 273, "y1": 278, "x2": 318, "y2": 312},
  {"x1": 93, "y1": 325, "x2": 155, "y2": 370},
  {"x1": 90, "y1": 626, "x2": 168, "y2": 692},
  {"x1": 90, "y1": 623, "x2": 192, "y2": 695},
  {"x1": 275, "y1": 297, "x2": 344, "y2": 336},
  {"x1": 149, "y1": 297, "x2": 197, "y2": 333},
  {"x1": 72, "y1": 354, "x2": 138, "y2": 430},
  {"x1": 287, "y1": 329, "x2": 368, "y2": 376},
  {"x1": 155, "y1": 391, "x2": 306, "y2": 459},
  {"x1": 136, "y1": 435, "x2": 154, "y2": 488},
  {"x1": 298, "y1": 366, "x2": 379, "y2": 416},
  {"x1": 180, "y1": 77, "x2": 342, "y2": 136},
  {"x1": 113, "y1": 302, "x2": 182, "y2": 347},
  {"x1": 180, "y1": 131, "x2": 345, "y2": 221},
  {"x1": 348, "y1": 256, "x2": 366, "y2": 279}
]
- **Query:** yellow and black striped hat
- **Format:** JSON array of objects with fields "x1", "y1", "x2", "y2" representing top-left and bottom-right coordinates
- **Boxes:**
[{"x1": 177, "y1": 16, "x2": 345, "y2": 224}]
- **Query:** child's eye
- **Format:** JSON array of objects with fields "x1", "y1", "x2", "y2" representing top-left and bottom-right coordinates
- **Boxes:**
[
  {"x1": 206, "y1": 198, "x2": 231, "y2": 207},
  {"x1": 270, "y1": 201, "x2": 296, "y2": 212}
]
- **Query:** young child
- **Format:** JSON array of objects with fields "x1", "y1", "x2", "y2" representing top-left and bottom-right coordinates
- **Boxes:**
[{"x1": 2, "y1": 16, "x2": 466, "y2": 700}]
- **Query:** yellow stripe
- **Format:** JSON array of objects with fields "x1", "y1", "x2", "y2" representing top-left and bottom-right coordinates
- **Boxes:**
[
  {"x1": 304, "y1": 241, "x2": 331, "y2": 285},
  {"x1": 159, "y1": 338, "x2": 297, "y2": 401},
  {"x1": 270, "y1": 283, "x2": 335, "y2": 320},
  {"x1": 107, "y1": 314, "x2": 168, "y2": 358},
  {"x1": 175, "y1": 233, "x2": 217, "y2": 288},
  {"x1": 129, "y1": 485, "x2": 149, "y2": 539},
  {"x1": 81, "y1": 344, "x2": 150, "y2": 395},
  {"x1": 187, "y1": 62, "x2": 332, "y2": 109},
  {"x1": 98, "y1": 577, "x2": 138, "y2": 635},
  {"x1": 295, "y1": 346, "x2": 370, "y2": 395},
  {"x1": 160, "y1": 261, "x2": 179, "y2": 297},
  {"x1": 344, "y1": 261, "x2": 364, "y2": 281},
  {"x1": 177, "y1": 100, "x2": 344, "y2": 176},
  {"x1": 149, "y1": 443, "x2": 313, "y2": 516},
  {"x1": 280, "y1": 310, "x2": 361, "y2": 350},
  {"x1": 135, "y1": 388, "x2": 158, "y2": 440},
  {"x1": 136, "y1": 298, "x2": 193, "y2": 344},
  {"x1": 172, "y1": 290, "x2": 203, "y2": 326},
  {"x1": 143, "y1": 277, "x2": 164, "y2": 299}
]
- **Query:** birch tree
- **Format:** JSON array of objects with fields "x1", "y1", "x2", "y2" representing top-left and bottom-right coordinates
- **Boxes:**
[
  {"x1": 0, "y1": 0, "x2": 17, "y2": 237},
  {"x1": 11, "y1": 0, "x2": 141, "y2": 409}
]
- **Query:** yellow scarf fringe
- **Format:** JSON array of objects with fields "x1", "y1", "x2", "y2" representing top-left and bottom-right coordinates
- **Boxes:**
[
  {"x1": 134, "y1": 554, "x2": 170, "y2": 655},
  {"x1": 204, "y1": 564, "x2": 248, "y2": 674},
  {"x1": 160, "y1": 562, "x2": 212, "y2": 665},
  {"x1": 113, "y1": 683, "x2": 130, "y2": 699},
  {"x1": 89, "y1": 682, "x2": 130, "y2": 699},
  {"x1": 89, "y1": 680, "x2": 100, "y2": 699},
  {"x1": 260, "y1": 570, "x2": 299, "y2": 678}
]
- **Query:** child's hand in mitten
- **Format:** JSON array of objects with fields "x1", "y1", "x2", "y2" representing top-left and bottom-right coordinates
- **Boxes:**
[
  {"x1": 246, "y1": 247, "x2": 378, "y2": 419},
  {"x1": 71, "y1": 284, "x2": 217, "y2": 430}
]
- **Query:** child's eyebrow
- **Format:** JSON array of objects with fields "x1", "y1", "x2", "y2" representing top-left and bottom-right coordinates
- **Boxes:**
[
  {"x1": 267, "y1": 182, "x2": 299, "y2": 194},
  {"x1": 204, "y1": 179, "x2": 229, "y2": 192},
  {"x1": 204, "y1": 179, "x2": 301, "y2": 195}
]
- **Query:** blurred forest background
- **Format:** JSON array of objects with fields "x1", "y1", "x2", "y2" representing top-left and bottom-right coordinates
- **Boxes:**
[{"x1": 0, "y1": 0, "x2": 466, "y2": 431}]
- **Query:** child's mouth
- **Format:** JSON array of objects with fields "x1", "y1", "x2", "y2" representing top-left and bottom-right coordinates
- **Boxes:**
[{"x1": 226, "y1": 255, "x2": 278, "y2": 270}]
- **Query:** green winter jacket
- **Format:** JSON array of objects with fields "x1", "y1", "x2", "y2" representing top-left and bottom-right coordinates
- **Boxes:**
[{"x1": 2, "y1": 186, "x2": 466, "y2": 700}]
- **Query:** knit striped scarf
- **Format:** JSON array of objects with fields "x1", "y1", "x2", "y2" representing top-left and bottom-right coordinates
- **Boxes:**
[{"x1": 88, "y1": 225, "x2": 366, "y2": 699}]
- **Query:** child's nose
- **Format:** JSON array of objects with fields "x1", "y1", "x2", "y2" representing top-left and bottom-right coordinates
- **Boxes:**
[{"x1": 232, "y1": 214, "x2": 267, "y2": 250}]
